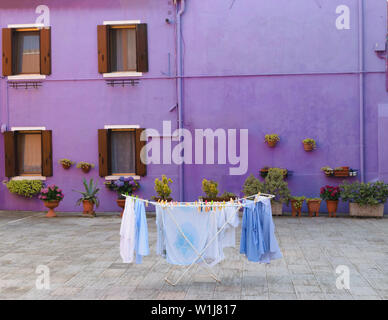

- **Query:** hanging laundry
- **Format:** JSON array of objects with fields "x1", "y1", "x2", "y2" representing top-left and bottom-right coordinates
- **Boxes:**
[
  {"x1": 120, "y1": 197, "x2": 149, "y2": 264},
  {"x1": 156, "y1": 205, "x2": 240, "y2": 266},
  {"x1": 240, "y1": 197, "x2": 282, "y2": 263}
]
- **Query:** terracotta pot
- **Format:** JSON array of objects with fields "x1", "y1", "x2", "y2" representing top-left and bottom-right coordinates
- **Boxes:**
[
  {"x1": 44, "y1": 200, "x2": 60, "y2": 218},
  {"x1": 326, "y1": 200, "x2": 338, "y2": 217},
  {"x1": 117, "y1": 198, "x2": 126, "y2": 217},
  {"x1": 271, "y1": 201, "x2": 283, "y2": 216},
  {"x1": 303, "y1": 143, "x2": 314, "y2": 152},
  {"x1": 290, "y1": 200, "x2": 303, "y2": 217},
  {"x1": 266, "y1": 140, "x2": 278, "y2": 148},
  {"x1": 81, "y1": 166, "x2": 91, "y2": 174},
  {"x1": 61, "y1": 163, "x2": 72, "y2": 170},
  {"x1": 82, "y1": 200, "x2": 95, "y2": 216},
  {"x1": 307, "y1": 200, "x2": 321, "y2": 217}
]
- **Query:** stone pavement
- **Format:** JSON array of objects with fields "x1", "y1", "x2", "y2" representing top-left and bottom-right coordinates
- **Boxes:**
[{"x1": 0, "y1": 210, "x2": 387, "y2": 300}]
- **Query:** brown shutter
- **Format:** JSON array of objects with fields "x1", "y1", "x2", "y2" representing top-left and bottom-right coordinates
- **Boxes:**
[
  {"x1": 4, "y1": 131, "x2": 16, "y2": 177},
  {"x1": 98, "y1": 129, "x2": 110, "y2": 177},
  {"x1": 2, "y1": 28, "x2": 13, "y2": 76},
  {"x1": 136, "y1": 24, "x2": 148, "y2": 73},
  {"x1": 135, "y1": 128, "x2": 147, "y2": 176},
  {"x1": 97, "y1": 25, "x2": 109, "y2": 73},
  {"x1": 40, "y1": 27, "x2": 51, "y2": 75},
  {"x1": 42, "y1": 130, "x2": 53, "y2": 177}
]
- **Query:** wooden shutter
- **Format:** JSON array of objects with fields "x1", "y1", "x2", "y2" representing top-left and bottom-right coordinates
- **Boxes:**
[
  {"x1": 98, "y1": 129, "x2": 110, "y2": 176},
  {"x1": 40, "y1": 27, "x2": 51, "y2": 75},
  {"x1": 4, "y1": 131, "x2": 16, "y2": 177},
  {"x1": 135, "y1": 128, "x2": 147, "y2": 176},
  {"x1": 136, "y1": 24, "x2": 148, "y2": 73},
  {"x1": 97, "y1": 25, "x2": 109, "y2": 73},
  {"x1": 2, "y1": 28, "x2": 13, "y2": 76},
  {"x1": 42, "y1": 130, "x2": 53, "y2": 177}
]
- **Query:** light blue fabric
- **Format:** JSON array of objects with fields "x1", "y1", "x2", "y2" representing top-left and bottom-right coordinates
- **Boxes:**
[
  {"x1": 134, "y1": 200, "x2": 149, "y2": 264},
  {"x1": 240, "y1": 198, "x2": 282, "y2": 263}
]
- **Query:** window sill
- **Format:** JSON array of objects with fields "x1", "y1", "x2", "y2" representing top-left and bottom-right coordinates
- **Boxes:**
[
  {"x1": 8, "y1": 74, "x2": 46, "y2": 81},
  {"x1": 103, "y1": 72, "x2": 143, "y2": 78},
  {"x1": 105, "y1": 175, "x2": 140, "y2": 181},
  {"x1": 11, "y1": 176, "x2": 46, "y2": 181}
]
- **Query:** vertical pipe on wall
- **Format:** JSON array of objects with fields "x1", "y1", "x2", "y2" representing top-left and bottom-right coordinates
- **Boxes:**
[
  {"x1": 176, "y1": 0, "x2": 186, "y2": 201},
  {"x1": 358, "y1": 0, "x2": 365, "y2": 182}
]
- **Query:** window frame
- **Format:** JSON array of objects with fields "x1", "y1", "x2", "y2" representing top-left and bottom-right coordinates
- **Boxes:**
[
  {"x1": 14, "y1": 130, "x2": 43, "y2": 177},
  {"x1": 109, "y1": 128, "x2": 137, "y2": 176},
  {"x1": 12, "y1": 28, "x2": 41, "y2": 75}
]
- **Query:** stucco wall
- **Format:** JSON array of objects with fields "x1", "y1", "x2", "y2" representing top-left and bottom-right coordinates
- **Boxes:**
[{"x1": 0, "y1": 0, "x2": 387, "y2": 213}]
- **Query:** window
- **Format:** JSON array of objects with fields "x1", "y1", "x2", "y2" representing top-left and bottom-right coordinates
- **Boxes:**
[
  {"x1": 2, "y1": 27, "x2": 51, "y2": 76},
  {"x1": 3, "y1": 130, "x2": 53, "y2": 177},
  {"x1": 97, "y1": 24, "x2": 148, "y2": 74},
  {"x1": 98, "y1": 128, "x2": 147, "y2": 177}
]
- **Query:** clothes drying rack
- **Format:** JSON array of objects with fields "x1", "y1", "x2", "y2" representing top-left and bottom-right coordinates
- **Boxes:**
[{"x1": 124, "y1": 193, "x2": 275, "y2": 286}]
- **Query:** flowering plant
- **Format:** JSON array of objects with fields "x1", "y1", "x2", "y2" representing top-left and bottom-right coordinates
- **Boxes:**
[
  {"x1": 154, "y1": 175, "x2": 173, "y2": 200},
  {"x1": 39, "y1": 185, "x2": 64, "y2": 202},
  {"x1": 58, "y1": 159, "x2": 74, "y2": 167},
  {"x1": 320, "y1": 185, "x2": 340, "y2": 201},
  {"x1": 106, "y1": 177, "x2": 140, "y2": 199},
  {"x1": 265, "y1": 134, "x2": 280, "y2": 143},
  {"x1": 76, "y1": 162, "x2": 95, "y2": 169}
]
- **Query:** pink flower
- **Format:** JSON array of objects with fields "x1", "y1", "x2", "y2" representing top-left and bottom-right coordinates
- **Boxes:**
[{"x1": 57, "y1": 189, "x2": 62, "y2": 193}]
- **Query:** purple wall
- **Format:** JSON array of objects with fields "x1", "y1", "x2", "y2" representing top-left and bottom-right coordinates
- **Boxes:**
[{"x1": 0, "y1": 0, "x2": 387, "y2": 213}]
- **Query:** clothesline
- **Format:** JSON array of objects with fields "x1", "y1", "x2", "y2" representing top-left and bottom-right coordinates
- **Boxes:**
[{"x1": 122, "y1": 193, "x2": 275, "y2": 209}]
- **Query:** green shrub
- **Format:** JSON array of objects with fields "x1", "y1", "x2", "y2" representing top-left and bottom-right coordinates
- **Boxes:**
[
  {"x1": 242, "y1": 169, "x2": 291, "y2": 204},
  {"x1": 6, "y1": 180, "x2": 43, "y2": 198},
  {"x1": 221, "y1": 191, "x2": 237, "y2": 200},
  {"x1": 340, "y1": 181, "x2": 388, "y2": 206},
  {"x1": 202, "y1": 179, "x2": 219, "y2": 199},
  {"x1": 154, "y1": 175, "x2": 173, "y2": 200}
]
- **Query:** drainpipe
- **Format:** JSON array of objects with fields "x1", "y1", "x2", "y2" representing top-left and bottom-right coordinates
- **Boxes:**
[
  {"x1": 176, "y1": 0, "x2": 185, "y2": 201},
  {"x1": 358, "y1": 0, "x2": 365, "y2": 183}
]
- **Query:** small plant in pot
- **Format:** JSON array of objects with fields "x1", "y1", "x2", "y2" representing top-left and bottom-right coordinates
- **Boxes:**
[
  {"x1": 58, "y1": 158, "x2": 74, "y2": 170},
  {"x1": 74, "y1": 178, "x2": 100, "y2": 216},
  {"x1": 306, "y1": 198, "x2": 321, "y2": 217},
  {"x1": 321, "y1": 166, "x2": 334, "y2": 176},
  {"x1": 200, "y1": 179, "x2": 221, "y2": 202},
  {"x1": 265, "y1": 134, "x2": 280, "y2": 148},
  {"x1": 290, "y1": 196, "x2": 305, "y2": 217},
  {"x1": 320, "y1": 185, "x2": 340, "y2": 217},
  {"x1": 152, "y1": 175, "x2": 173, "y2": 202},
  {"x1": 39, "y1": 185, "x2": 64, "y2": 218},
  {"x1": 340, "y1": 181, "x2": 388, "y2": 218},
  {"x1": 302, "y1": 138, "x2": 316, "y2": 152},
  {"x1": 76, "y1": 161, "x2": 95, "y2": 174},
  {"x1": 106, "y1": 177, "x2": 140, "y2": 217}
]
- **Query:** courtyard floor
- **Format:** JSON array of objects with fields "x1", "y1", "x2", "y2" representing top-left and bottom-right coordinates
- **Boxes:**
[{"x1": 0, "y1": 211, "x2": 387, "y2": 300}]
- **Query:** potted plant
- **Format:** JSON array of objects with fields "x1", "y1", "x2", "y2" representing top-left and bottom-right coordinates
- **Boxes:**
[
  {"x1": 260, "y1": 167, "x2": 288, "y2": 179},
  {"x1": 58, "y1": 159, "x2": 74, "y2": 170},
  {"x1": 152, "y1": 175, "x2": 173, "y2": 202},
  {"x1": 320, "y1": 185, "x2": 341, "y2": 217},
  {"x1": 39, "y1": 185, "x2": 64, "y2": 218},
  {"x1": 74, "y1": 178, "x2": 100, "y2": 216},
  {"x1": 242, "y1": 168, "x2": 291, "y2": 216},
  {"x1": 5, "y1": 180, "x2": 42, "y2": 198},
  {"x1": 321, "y1": 166, "x2": 334, "y2": 176},
  {"x1": 302, "y1": 138, "x2": 316, "y2": 152},
  {"x1": 200, "y1": 179, "x2": 221, "y2": 202},
  {"x1": 290, "y1": 196, "x2": 305, "y2": 217},
  {"x1": 306, "y1": 198, "x2": 321, "y2": 217},
  {"x1": 106, "y1": 177, "x2": 140, "y2": 217},
  {"x1": 340, "y1": 181, "x2": 388, "y2": 218},
  {"x1": 220, "y1": 191, "x2": 237, "y2": 201},
  {"x1": 76, "y1": 161, "x2": 95, "y2": 174},
  {"x1": 264, "y1": 134, "x2": 280, "y2": 148},
  {"x1": 334, "y1": 166, "x2": 349, "y2": 177}
]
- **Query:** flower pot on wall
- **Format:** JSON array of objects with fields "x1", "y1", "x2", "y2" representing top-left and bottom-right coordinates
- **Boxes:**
[
  {"x1": 62, "y1": 163, "x2": 71, "y2": 170},
  {"x1": 326, "y1": 200, "x2": 338, "y2": 217},
  {"x1": 117, "y1": 198, "x2": 126, "y2": 217},
  {"x1": 82, "y1": 166, "x2": 91, "y2": 174},
  {"x1": 349, "y1": 203, "x2": 384, "y2": 218},
  {"x1": 44, "y1": 200, "x2": 59, "y2": 218},
  {"x1": 83, "y1": 200, "x2": 95, "y2": 216},
  {"x1": 271, "y1": 201, "x2": 283, "y2": 216},
  {"x1": 307, "y1": 200, "x2": 321, "y2": 217},
  {"x1": 303, "y1": 143, "x2": 314, "y2": 152},
  {"x1": 267, "y1": 140, "x2": 278, "y2": 148}
]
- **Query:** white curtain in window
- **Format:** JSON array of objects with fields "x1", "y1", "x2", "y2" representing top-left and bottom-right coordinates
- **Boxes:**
[
  {"x1": 15, "y1": 31, "x2": 40, "y2": 74},
  {"x1": 111, "y1": 28, "x2": 137, "y2": 72},
  {"x1": 17, "y1": 133, "x2": 42, "y2": 174},
  {"x1": 111, "y1": 131, "x2": 136, "y2": 174}
]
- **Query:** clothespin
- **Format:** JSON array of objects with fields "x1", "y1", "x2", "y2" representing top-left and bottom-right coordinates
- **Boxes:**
[{"x1": 145, "y1": 200, "x2": 148, "y2": 207}]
